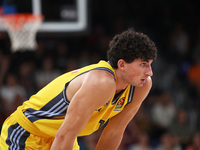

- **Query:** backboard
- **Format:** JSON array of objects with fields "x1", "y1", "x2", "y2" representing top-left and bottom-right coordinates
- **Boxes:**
[{"x1": 0, "y1": 0, "x2": 88, "y2": 33}]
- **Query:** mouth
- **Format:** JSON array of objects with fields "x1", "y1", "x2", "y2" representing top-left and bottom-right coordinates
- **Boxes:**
[{"x1": 141, "y1": 79, "x2": 146, "y2": 83}]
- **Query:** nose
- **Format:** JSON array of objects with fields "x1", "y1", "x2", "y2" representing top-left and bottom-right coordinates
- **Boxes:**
[{"x1": 145, "y1": 66, "x2": 153, "y2": 76}]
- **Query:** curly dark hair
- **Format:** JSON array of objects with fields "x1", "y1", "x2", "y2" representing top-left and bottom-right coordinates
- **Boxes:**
[{"x1": 107, "y1": 28, "x2": 157, "y2": 69}]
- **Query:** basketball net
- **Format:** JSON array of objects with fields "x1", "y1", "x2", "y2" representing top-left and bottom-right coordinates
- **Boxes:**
[{"x1": 2, "y1": 14, "x2": 43, "y2": 52}]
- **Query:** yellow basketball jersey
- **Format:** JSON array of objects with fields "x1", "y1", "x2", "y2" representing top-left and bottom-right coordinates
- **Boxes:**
[{"x1": 12, "y1": 60, "x2": 135, "y2": 138}]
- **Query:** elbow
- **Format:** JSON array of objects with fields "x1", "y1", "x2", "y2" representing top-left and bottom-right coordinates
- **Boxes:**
[
  {"x1": 51, "y1": 133, "x2": 75, "y2": 150},
  {"x1": 55, "y1": 131, "x2": 66, "y2": 142},
  {"x1": 55, "y1": 128, "x2": 77, "y2": 142},
  {"x1": 105, "y1": 126, "x2": 125, "y2": 139}
]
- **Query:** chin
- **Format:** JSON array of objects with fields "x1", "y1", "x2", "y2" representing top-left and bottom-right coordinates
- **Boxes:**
[
  {"x1": 138, "y1": 84, "x2": 144, "y2": 87},
  {"x1": 134, "y1": 83, "x2": 144, "y2": 87},
  {"x1": 137, "y1": 83, "x2": 144, "y2": 87}
]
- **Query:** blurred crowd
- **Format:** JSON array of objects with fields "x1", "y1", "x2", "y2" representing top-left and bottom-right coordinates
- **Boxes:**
[{"x1": 0, "y1": 0, "x2": 200, "y2": 149}]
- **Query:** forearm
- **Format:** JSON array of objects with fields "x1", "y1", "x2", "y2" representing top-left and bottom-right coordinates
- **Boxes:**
[
  {"x1": 50, "y1": 116, "x2": 80, "y2": 150},
  {"x1": 51, "y1": 133, "x2": 76, "y2": 150},
  {"x1": 95, "y1": 128, "x2": 124, "y2": 150}
]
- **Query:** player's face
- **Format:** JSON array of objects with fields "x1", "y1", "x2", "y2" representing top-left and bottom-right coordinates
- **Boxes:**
[{"x1": 124, "y1": 58, "x2": 153, "y2": 87}]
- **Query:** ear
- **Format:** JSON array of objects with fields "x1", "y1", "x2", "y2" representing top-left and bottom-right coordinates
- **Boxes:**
[{"x1": 117, "y1": 59, "x2": 126, "y2": 70}]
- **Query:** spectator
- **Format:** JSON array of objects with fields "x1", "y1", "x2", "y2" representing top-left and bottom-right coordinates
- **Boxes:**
[
  {"x1": 77, "y1": 50, "x2": 91, "y2": 68},
  {"x1": 150, "y1": 92, "x2": 176, "y2": 139},
  {"x1": 0, "y1": 97, "x2": 6, "y2": 130},
  {"x1": 156, "y1": 132, "x2": 182, "y2": 150},
  {"x1": 169, "y1": 109, "x2": 194, "y2": 148},
  {"x1": 65, "y1": 57, "x2": 78, "y2": 72},
  {"x1": 0, "y1": 73, "x2": 26, "y2": 117},
  {"x1": 134, "y1": 105, "x2": 154, "y2": 134},
  {"x1": 0, "y1": 53, "x2": 10, "y2": 86},
  {"x1": 79, "y1": 130, "x2": 101, "y2": 150},
  {"x1": 168, "y1": 23, "x2": 190, "y2": 62},
  {"x1": 125, "y1": 121, "x2": 144, "y2": 148},
  {"x1": 128, "y1": 132, "x2": 153, "y2": 150},
  {"x1": 18, "y1": 61, "x2": 37, "y2": 97},
  {"x1": 55, "y1": 42, "x2": 69, "y2": 72},
  {"x1": 185, "y1": 132, "x2": 200, "y2": 150},
  {"x1": 35, "y1": 56, "x2": 61, "y2": 90}
]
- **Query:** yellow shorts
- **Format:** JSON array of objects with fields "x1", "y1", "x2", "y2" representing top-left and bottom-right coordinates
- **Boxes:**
[{"x1": 0, "y1": 114, "x2": 80, "y2": 150}]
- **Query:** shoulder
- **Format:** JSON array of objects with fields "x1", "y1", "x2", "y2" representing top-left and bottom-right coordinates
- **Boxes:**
[
  {"x1": 84, "y1": 69, "x2": 116, "y2": 92},
  {"x1": 80, "y1": 69, "x2": 116, "y2": 107},
  {"x1": 67, "y1": 69, "x2": 116, "y2": 102}
]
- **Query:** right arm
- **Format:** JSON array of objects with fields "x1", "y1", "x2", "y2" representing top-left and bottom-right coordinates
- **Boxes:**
[
  {"x1": 50, "y1": 70, "x2": 116, "y2": 150},
  {"x1": 95, "y1": 77, "x2": 153, "y2": 150}
]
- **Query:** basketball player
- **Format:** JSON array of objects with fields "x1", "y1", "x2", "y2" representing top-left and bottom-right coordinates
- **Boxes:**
[{"x1": 0, "y1": 28, "x2": 157, "y2": 150}]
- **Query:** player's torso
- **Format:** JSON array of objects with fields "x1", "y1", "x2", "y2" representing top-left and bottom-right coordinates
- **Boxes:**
[
  {"x1": 19, "y1": 60, "x2": 120, "y2": 136},
  {"x1": 78, "y1": 84, "x2": 135, "y2": 136}
]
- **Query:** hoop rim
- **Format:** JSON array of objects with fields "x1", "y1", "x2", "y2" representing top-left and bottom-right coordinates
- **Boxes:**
[
  {"x1": 1, "y1": 13, "x2": 43, "y2": 30},
  {"x1": 2, "y1": 13, "x2": 43, "y2": 21}
]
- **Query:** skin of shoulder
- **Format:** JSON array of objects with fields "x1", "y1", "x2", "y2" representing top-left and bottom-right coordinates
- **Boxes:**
[
  {"x1": 51, "y1": 69, "x2": 116, "y2": 149},
  {"x1": 65, "y1": 69, "x2": 117, "y2": 121},
  {"x1": 66, "y1": 69, "x2": 116, "y2": 103}
]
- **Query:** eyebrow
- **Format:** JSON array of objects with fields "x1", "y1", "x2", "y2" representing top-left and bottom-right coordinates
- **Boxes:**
[
  {"x1": 140, "y1": 59, "x2": 150, "y2": 62},
  {"x1": 140, "y1": 59, "x2": 154, "y2": 64}
]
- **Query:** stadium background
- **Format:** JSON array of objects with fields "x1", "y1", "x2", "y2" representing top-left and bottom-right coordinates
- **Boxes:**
[{"x1": 0, "y1": 0, "x2": 200, "y2": 149}]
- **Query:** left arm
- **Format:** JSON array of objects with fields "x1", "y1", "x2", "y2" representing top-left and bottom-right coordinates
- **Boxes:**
[{"x1": 95, "y1": 77, "x2": 152, "y2": 150}]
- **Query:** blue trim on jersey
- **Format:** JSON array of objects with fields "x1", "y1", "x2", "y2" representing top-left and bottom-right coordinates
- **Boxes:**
[
  {"x1": 126, "y1": 85, "x2": 135, "y2": 105},
  {"x1": 40, "y1": 91, "x2": 67, "y2": 111},
  {"x1": 24, "y1": 91, "x2": 69, "y2": 122},
  {"x1": 71, "y1": 67, "x2": 115, "y2": 81},
  {"x1": 6, "y1": 123, "x2": 30, "y2": 150},
  {"x1": 63, "y1": 83, "x2": 70, "y2": 104},
  {"x1": 95, "y1": 67, "x2": 115, "y2": 77}
]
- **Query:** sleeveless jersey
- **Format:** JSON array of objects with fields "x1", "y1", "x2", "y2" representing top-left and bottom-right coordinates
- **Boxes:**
[{"x1": 12, "y1": 60, "x2": 135, "y2": 137}]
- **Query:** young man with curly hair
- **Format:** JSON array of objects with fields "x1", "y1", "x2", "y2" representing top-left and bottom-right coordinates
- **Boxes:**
[{"x1": 0, "y1": 28, "x2": 157, "y2": 150}]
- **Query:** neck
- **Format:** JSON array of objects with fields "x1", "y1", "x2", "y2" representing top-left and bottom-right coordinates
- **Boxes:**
[{"x1": 115, "y1": 69, "x2": 128, "y2": 92}]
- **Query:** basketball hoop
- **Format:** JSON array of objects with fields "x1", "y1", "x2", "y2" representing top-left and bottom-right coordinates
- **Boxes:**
[{"x1": 2, "y1": 13, "x2": 43, "y2": 52}]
